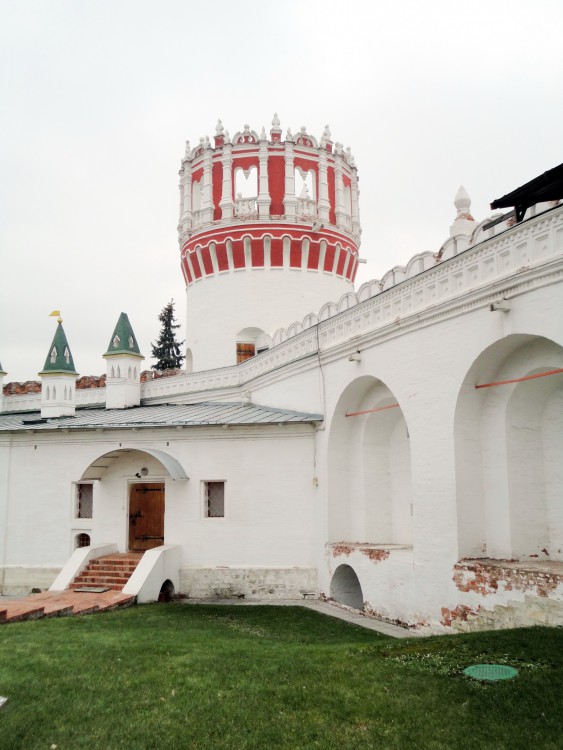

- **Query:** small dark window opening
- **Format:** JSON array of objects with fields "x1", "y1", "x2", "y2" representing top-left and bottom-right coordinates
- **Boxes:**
[
  {"x1": 256, "y1": 346, "x2": 269, "y2": 355},
  {"x1": 236, "y1": 342, "x2": 255, "y2": 364},
  {"x1": 76, "y1": 484, "x2": 93, "y2": 519},
  {"x1": 205, "y1": 481, "x2": 225, "y2": 518},
  {"x1": 76, "y1": 533, "x2": 91, "y2": 548}
]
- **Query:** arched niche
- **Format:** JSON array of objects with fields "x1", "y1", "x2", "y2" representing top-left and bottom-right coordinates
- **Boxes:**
[
  {"x1": 454, "y1": 334, "x2": 563, "y2": 561},
  {"x1": 328, "y1": 376, "x2": 413, "y2": 545}
]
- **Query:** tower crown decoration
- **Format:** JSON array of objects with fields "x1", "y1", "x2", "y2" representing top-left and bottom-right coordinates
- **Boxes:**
[{"x1": 178, "y1": 116, "x2": 361, "y2": 289}]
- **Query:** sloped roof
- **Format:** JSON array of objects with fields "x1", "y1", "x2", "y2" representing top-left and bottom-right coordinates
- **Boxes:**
[
  {"x1": 104, "y1": 312, "x2": 143, "y2": 358},
  {"x1": 0, "y1": 401, "x2": 323, "y2": 432},
  {"x1": 491, "y1": 163, "x2": 563, "y2": 222},
  {"x1": 39, "y1": 323, "x2": 78, "y2": 376}
]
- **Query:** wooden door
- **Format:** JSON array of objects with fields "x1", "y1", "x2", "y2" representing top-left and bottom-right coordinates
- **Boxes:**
[{"x1": 128, "y1": 483, "x2": 165, "y2": 551}]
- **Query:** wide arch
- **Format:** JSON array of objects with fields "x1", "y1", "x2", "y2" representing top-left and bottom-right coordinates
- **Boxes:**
[
  {"x1": 80, "y1": 447, "x2": 189, "y2": 481},
  {"x1": 328, "y1": 375, "x2": 412, "y2": 544},
  {"x1": 454, "y1": 334, "x2": 563, "y2": 560}
]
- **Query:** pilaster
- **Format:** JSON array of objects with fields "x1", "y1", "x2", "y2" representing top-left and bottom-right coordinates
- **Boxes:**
[
  {"x1": 283, "y1": 135, "x2": 297, "y2": 221},
  {"x1": 219, "y1": 142, "x2": 234, "y2": 221}
]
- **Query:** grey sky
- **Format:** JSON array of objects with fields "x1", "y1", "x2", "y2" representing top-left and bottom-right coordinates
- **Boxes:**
[{"x1": 1, "y1": 0, "x2": 562, "y2": 381}]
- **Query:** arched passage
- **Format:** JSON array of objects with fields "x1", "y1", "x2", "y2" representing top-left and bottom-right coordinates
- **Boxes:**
[
  {"x1": 328, "y1": 376, "x2": 413, "y2": 544},
  {"x1": 454, "y1": 334, "x2": 563, "y2": 560},
  {"x1": 330, "y1": 564, "x2": 364, "y2": 610}
]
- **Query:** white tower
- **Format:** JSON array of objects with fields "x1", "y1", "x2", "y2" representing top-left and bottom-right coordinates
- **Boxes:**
[{"x1": 178, "y1": 117, "x2": 362, "y2": 371}]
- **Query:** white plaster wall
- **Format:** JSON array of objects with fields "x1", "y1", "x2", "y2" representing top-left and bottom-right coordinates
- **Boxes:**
[
  {"x1": 0, "y1": 425, "x2": 318, "y2": 595},
  {"x1": 186, "y1": 267, "x2": 352, "y2": 371}
]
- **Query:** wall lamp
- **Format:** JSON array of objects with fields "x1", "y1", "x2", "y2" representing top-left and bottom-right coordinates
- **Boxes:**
[
  {"x1": 348, "y1": 351, "x2": 362, "y2": 362},
  {"x1": 135, "y1": 467, "x2": 149, "y2": 478}
]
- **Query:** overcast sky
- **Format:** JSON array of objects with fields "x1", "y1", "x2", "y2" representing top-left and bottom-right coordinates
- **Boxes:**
[{"x1": 1, "y1": 0, "x2": 562, "y2": 382}]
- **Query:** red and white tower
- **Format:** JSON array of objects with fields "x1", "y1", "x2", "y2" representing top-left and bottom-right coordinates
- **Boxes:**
[{"x1": 179, "y1": 116, "x2": 362, "y2": 371}]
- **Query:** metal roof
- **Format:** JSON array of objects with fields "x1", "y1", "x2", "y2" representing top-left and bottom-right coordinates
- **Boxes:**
[
  {"x1": 491, "y1": 162, "x2": 563, "y2": 222},
  {"x1": 0, "y1": 401, "x2": 323, "y2": 432}
]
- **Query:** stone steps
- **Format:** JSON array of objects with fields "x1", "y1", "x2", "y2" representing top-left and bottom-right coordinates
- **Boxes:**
[
  {"x1": 0, "y1": 590, "x2": 134, "y2": 624},
  {"x1": 69, "y1": 553, "x2": 142, "y2": 592},
  {"x1": 0, "y1": 552, "x2": 142, "y2": 625}
]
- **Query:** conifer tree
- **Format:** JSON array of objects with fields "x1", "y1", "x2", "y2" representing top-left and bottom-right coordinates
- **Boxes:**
[{"x1": 151, "y1": 300, "x2": 185, "y2": 371}]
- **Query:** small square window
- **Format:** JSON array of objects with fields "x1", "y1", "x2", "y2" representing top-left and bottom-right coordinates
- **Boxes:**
[
  {"x1": 204, "y1": 481, "x2": 225, "y2": 518},
  {"x1": 76, "y1": 483, "x2": 93, "y2": 519}
]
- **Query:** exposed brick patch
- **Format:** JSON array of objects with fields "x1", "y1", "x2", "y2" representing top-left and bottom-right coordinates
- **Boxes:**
[
  {"x1": 77, "y1": 374, "x2": 106, "y2": 389},
  {"x1": 331, "y1": 544, "x2": 354, "y2": 557},
  {"x1": 453, "y1": 559, "x2": 563, "y2": 598},
  {"x1": 360, "y1": 548, "x2": 390, "y2": 562},
  {"x1": 329, "y1": 543, "x2": 390, "y2": 562},
  {"x1": 440, "y1": 604, "x2": 480, "y2": 627},
  {"x1": 3, "y1": 368, "x2": 183, "y2": 395},
  {"x1": 3, "y1": 380, "x2": 41, "y2": 395}
]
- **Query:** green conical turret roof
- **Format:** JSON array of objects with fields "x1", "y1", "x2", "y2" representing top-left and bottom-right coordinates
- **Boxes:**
[
  {"x1": 39, "y1": 322, "x2": 78, "y2": 375},
  {"x1": 104, "y1": 312, "x2": 143, "y2": 358}
]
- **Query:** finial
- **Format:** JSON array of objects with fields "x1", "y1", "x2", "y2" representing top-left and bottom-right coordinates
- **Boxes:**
[
  {"x1": 334, "y1": 142, "x2": 343, "y2": 156},
  {"x1": 199, "y1": 137, "x2": 205, "y2": 146},
  {"x1": 285, "y1": 127, "x2": 293, "y2": 141},
  {"x1": 224, "y1": 129, "x2": 230, "y2": 144},
  {"x1": 300, "y1": 125, "x2": 306, "y2": 133},
  {"x1": 454, "y1": 185, "x2": 472, "y2": 217},
  {"x1": 272, "y1": 112, "x2": 281, "y2": 129},
  {"x1": 215, "y1": 119, "x2": 224, "y2": 135},
  {"x1": 49, "y1": 309, "x2": 62, "y2": 324},
  {"x1": 323, "y1": 124, "x2": 331, "y2": 139},
  {"x1": 203, "y1": 135, "x2": 211, "y2": 149},
  {"x1": 260, "y1": 126, "x2": 267, "y2": 141},
  {"x1": 184, "y1": 140, "x2": 191, "y2": 158},
  {"x1": 243, "y1": 123, "x2": 250, "y2": 133}
]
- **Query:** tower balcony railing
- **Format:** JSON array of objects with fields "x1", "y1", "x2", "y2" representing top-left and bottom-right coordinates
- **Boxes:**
[
  {"x1": 235, "y1": 196, "x2": 258, "y2": 219},
  {"x1": 296, "y1": 197, "x2": 318, "y2": 220}
]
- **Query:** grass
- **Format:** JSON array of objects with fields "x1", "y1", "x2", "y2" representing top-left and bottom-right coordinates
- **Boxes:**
[{"x1": 0, "y1": 604, "x2": 562, "y2": 749}]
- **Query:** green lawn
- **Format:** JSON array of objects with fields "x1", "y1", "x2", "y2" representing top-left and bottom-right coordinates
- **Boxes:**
[{"x1": 0, "y1": 604, "x2": 561, "y2": 749}]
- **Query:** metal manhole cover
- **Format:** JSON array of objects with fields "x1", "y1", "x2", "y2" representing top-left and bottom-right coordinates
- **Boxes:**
[{"x1": 463, "y1": 664, "x2": 518, "y2": 681}]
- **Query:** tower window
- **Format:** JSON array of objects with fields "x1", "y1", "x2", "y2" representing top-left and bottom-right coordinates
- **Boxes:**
[
  {"x1": 50, "y1": 347, "x2": 57, "y2": 364},
  {"x1": 204, "y1": 481, "x2": 225, "y2": 518},
  {"x1": 236, "y1": 343, "x2": 255, "y2": 364},
  {"x1": 113, "y1": 335, "x2": 121, "y2": 348}
]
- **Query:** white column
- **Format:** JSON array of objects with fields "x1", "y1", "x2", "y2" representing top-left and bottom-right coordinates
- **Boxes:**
[
  {"x1": 219, "y1": 144, "x2": 234, "y2": 221},
  {"x1": 201, "y1": 148, "x2": 214, "y2": 225},
  {"x1": 334, "y1": 156, "x2": 346, "y2": 230},
  {"x1": 283, "y1": 139, "x2": 297, "y2": 221},
  {"x1": 318, "y1": 150, "x2": 330, "y2": 224},
  {"x1": 257, "y1": 138, "x2": 270, "y2": 219},
  {"x1": 351, "y1": 167, "x2": 361, "y2": 238},
  {"x1": 180, "y1": 162, "x2": 193, "y2": 234}
]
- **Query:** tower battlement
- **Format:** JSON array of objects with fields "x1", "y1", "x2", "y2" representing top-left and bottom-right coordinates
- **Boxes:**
[
  {"x1": 178, "y1": 116, "x2": 361, "y2": 287},
  {"x1": 179, "y1": 116, "x2": 363, "y2": 372}
]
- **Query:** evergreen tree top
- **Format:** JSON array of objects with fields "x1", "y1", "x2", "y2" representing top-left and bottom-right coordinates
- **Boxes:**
[{"x1": 151, "y1": 300, "x2": 185, "y2": 372}]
